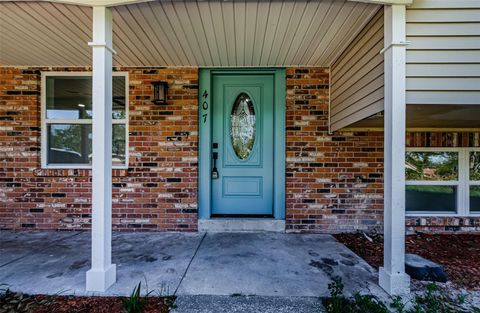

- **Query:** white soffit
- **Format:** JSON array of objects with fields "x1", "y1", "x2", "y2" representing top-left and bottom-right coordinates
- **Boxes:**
[
  {"x1": 0, "y1": 0, "x2": 381, "y2": 67},
  {"x1": 7, "y1": 0, "x2": 156, "y2": 6}
]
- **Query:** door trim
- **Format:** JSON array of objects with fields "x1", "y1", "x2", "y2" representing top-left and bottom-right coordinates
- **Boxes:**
[{"x1": 198, "y1": 68, "x2": 286, "y2": 220}]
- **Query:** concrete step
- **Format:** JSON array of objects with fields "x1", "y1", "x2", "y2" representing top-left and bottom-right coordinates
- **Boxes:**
[{"x1": 198, "y1": 218, "x2": 285, "y2": 233}]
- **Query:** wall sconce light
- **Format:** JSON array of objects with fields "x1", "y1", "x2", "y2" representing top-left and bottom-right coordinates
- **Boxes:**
[{"x1": 152, "y1": 81, "x2": 168, "y2": 105}]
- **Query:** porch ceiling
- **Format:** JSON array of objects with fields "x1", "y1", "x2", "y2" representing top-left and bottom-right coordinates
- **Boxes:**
[{"x1": 0, "y1": 0, "x2": 381, "y2": 67}]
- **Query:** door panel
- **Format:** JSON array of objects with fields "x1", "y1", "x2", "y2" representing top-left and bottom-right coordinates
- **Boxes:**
[{"x1": 212, "y1": 74, "x2": 274, "y2": 215}]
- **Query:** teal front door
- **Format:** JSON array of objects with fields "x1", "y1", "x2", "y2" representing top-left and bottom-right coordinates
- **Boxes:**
[{"x1": 211, "y1": 74, "x2": 274, "y2": 215}]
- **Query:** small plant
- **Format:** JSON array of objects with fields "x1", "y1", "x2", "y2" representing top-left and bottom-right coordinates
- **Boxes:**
[
  {"x1": 324, "y1": 277, "x2": 388, "y2": 313},
  {"x1": 155, "y1": 282, "x2": 177, "y2": 309},
  {"x1": 321, "y1": 278, "x2": 478, "y2": 313},
  {"x1": 123, "y1": 282, "x2": 145, "y2": 313},
  {"x1": 411, "y1": 282, "x2": 477, "y2": 313},
  {"x1": 325, "y1": 277, "x2": 347, "y2": 313},
  {"x1": 394, "y1": 282, "x2": 477, "y2": 313},
  {"x1": 390, "y1": 295, "x2": 406, "y2": 313},
  {"x1": 415, "y1": 282, "x2": 446, "y2": 313},
  {"x1": 351, "y1": 293, "x2": 388, "y2": 313}
]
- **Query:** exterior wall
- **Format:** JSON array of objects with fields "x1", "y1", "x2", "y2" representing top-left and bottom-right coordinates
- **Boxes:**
[
  {"x1": 330, "y1": 8, "x2": 384, "y2": 131},
  {"x1": 0, "y1": 67, "x2": 198, "y2": 231},
  {"x1": 0, "y1": 66, "x2": 479, "y2": 233},
  {"x1": 406, "y1": 0, "x2": 480, "y2": 106},
  {"x1": 286, "y1": 66, "x2": 480, "y2": 233},
  {"x1": 332, "y1": 0, "x2": 480, "y2": 132},
  {"x1": 286, "y1": 68, "x2": 385, "y2": 233}
]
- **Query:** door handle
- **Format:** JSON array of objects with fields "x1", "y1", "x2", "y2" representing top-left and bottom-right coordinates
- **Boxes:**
[{"x1": 212, "y1": 150, "x2": 219, "y2": 179}]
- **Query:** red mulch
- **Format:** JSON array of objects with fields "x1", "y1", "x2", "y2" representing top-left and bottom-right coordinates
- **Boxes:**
[
  {"x1": 334, "y1": 232, "x2": 480, "y2": 290},
  {"x1": 0, "y1": 293, "x2": 172, "y2": 313}
]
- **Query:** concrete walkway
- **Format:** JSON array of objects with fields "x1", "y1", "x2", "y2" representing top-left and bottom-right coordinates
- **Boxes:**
[
  {"x1": 170, "y1": 295, "x2": 324, "y2": 313},
  {"x1": 0, "y1": 230, "x2": 387, "y2": 309}
]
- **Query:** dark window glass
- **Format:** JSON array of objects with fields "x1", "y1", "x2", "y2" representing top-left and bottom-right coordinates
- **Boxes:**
[
  {"x1": 470, "y1": 186, "x2": 480, "y2": 212},
  {"x1": 406, "y1": 185, "x2": 456, "y2": 213},
  {"x1": 470, "y1": 152, "x2": 480, "y2": 181},
  {"x1": 46, "y1": 76, "x2": 125, "y2": 120},
  {"x1": 406, "y1": 152, "x2": 458, "y2": 181},
  {"x1": 112, "y1": 76, "x2": 126, "y2": 119},
  {"x1": 47, "y1": 124, "x2": 92, "y2": 164},
  {"x1": 46, "y1": 76, "x2": 92, "y2": 119},
  {"x1": 113, "y1": 124, "x2": 126, "y2": 165},
  {"x1": 47, "y1": 124, "x2": 126, "y2": 165}
]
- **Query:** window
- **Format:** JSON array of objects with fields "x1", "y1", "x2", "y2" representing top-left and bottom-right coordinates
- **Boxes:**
[
  {"x1": 470, "y1": 151, "x2": 480, "y2": 212},
  {"x1": 41, "y1": 72, "x2": 128, "y2": 168},
  {"x1": 406, "y1": 148, "x2": 480, "y2": 215}
]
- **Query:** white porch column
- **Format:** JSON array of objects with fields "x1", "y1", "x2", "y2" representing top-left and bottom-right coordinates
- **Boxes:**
[
  {"x1": 86, "y1": 6, "x2": 116, "y2": 292},
  {"x1": 379, "y1": 4, "x2": 410, "y2": 295}
]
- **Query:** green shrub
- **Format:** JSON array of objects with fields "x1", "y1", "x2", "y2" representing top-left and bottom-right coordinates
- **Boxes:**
[
  {"x1": 351, "y1": 293, "x2": 388, "y2": 313},
  {"x1": 123, "y1": 282, "x2": 144, "y2": 313},
  {"x1": 324, "y1": 277, "x2": 348, "y2": 313},
  {"x1": 322, "y1": 279, "x2": 478, "y2": 313},
  {"x1": 402, "y1": 283, "x2": 476, "y2": 313},
  {"x1": 323, "y1": 277, "x2": 388, "y2": 313}
]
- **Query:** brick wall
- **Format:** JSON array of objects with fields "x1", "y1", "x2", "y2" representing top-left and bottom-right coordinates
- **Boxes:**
[
  {"x1": 285, "y1": 68, "x2": 384, "y2": 233},
  {"x1": 0, "y1": 67, "x2": 198, "y2": 231},
  {"x1": 1, "y1": 66, "x2": 479, "y2": 233},
  {"x1": 284, "y1": 68, "x2": 480, "y2": 233}
]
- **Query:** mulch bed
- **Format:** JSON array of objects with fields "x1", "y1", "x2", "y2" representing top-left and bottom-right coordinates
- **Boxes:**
[
  {"x1": 334, "y1": 232, "x2": 480, "y2": 290},
  {"x1": 0, "y1": 291, "x2": 173, "y2": 313}
]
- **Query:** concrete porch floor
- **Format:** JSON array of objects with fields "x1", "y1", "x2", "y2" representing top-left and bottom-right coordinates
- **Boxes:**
[{"x1": 0, "y1": 231, "x2": 387, "y2": 300}]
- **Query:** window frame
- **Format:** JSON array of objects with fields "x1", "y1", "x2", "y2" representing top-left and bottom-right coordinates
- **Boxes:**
[
  {"x1": 406, "y1": 147, "x2": 480, "y2": 216},
  {"x1": 41, "y1": 71, "x2": 129, "y2": 169}
]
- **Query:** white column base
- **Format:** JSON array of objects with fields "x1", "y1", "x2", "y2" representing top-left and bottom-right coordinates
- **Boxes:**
[
  {"x1": 379, "y1": 266, "x2": 410, "y2": 295},
  {"x1": 86, "y1": 264, "x2": 116, "y2": 292}
]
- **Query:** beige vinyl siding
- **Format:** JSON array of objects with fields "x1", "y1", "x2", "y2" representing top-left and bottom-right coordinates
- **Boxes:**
[
  {"x1": 330, "y1": 8, "x2": 384, "y2": 132},
  {"x1": 406, "y1": 0, "x2": 480, "y2": 106}
]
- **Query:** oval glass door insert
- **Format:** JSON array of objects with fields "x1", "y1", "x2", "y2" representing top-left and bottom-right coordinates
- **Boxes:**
[{"x1": 230, "y1": 93, "x2": 256, "y2": 160}]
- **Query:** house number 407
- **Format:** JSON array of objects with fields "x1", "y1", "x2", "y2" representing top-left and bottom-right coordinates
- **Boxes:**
[{"x1": 202, "y1": 90, "x2": 208, "y2": 123}]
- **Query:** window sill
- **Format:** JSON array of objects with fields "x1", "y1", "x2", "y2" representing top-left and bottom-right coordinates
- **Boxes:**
[
  {"x1": 41, "y1": 165, "x2": 128, "y2": 170},
  {"x1": 406, "y1": 213, "x2": 480, "y2": 217},
  {"x1": 33, "y1": 166, "x2": 129, "y2": 177}
]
